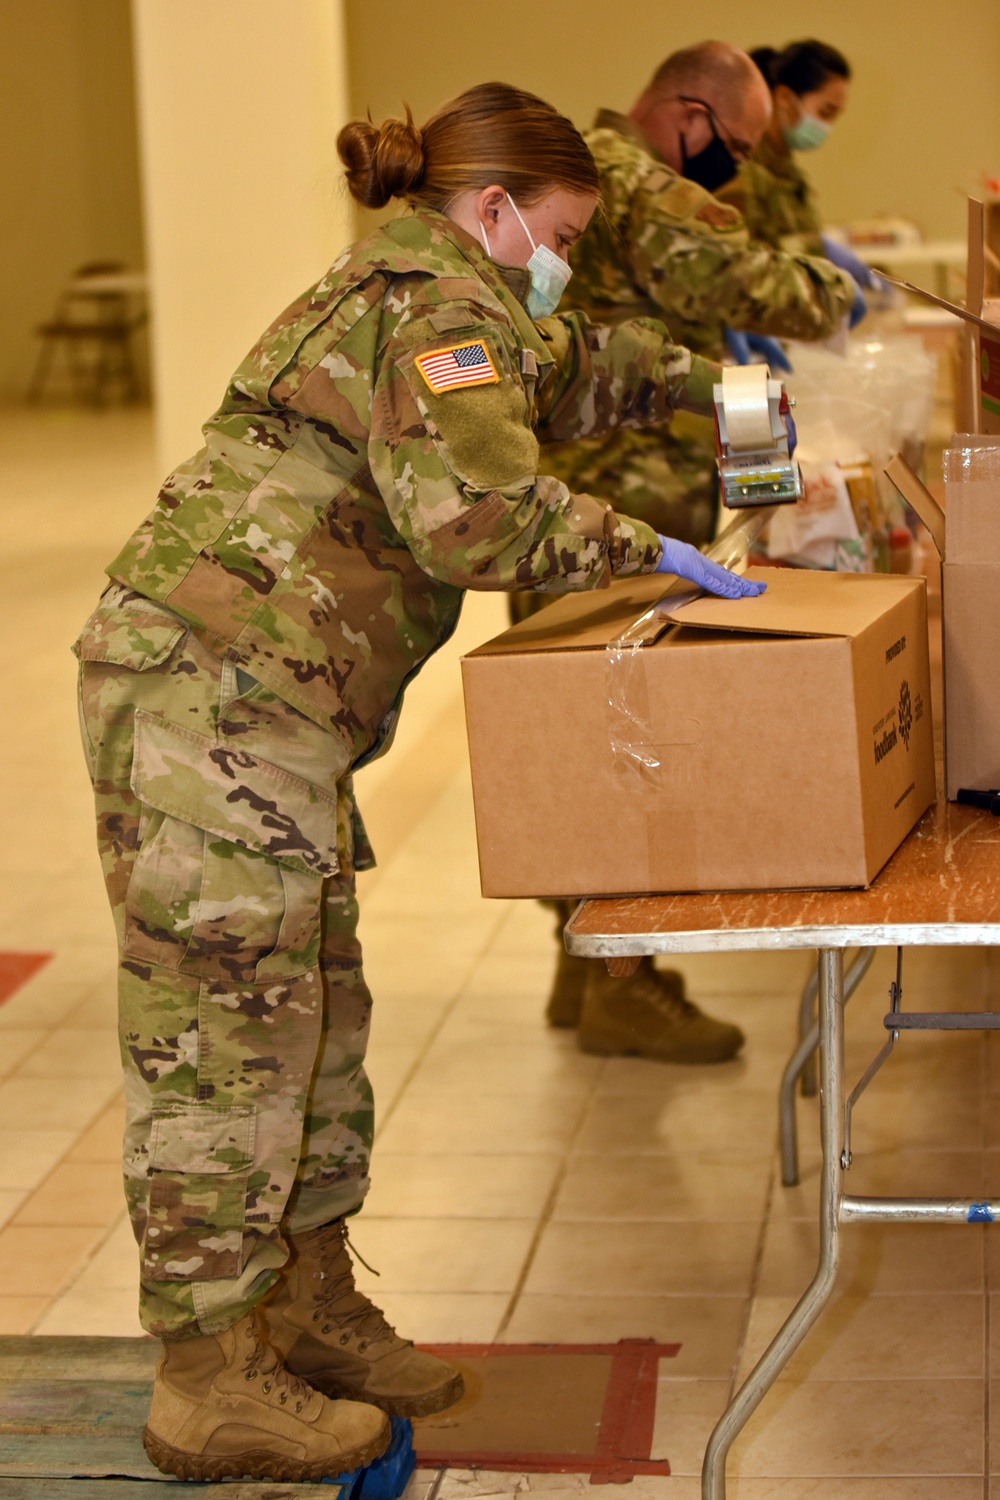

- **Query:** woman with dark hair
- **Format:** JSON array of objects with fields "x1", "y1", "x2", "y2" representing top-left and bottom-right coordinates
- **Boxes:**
[
  {"x1": 74, "y1": 80, "x2": 759, "y2": 1485},
  {"x1": 720, "y1": 40, "x2": 879, "y2": 296}
]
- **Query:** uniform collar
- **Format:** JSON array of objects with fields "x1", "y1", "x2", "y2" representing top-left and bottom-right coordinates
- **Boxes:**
[
  {"x1": 593, "y1": 108, "x2": 661, "y2": 160},
  {"x1": 411, "y1": 207, "x2": 532, "y2": 308},
  {"x1": 754, "y1": 131, "x2": 808, "y2": 188},
  {"x1": 397, "y1": 206, "x2": 554, "y2": 376}
]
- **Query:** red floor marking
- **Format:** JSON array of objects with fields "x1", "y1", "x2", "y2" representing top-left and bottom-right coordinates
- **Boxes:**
[
  {"x1": 0, "y1": 953, "x2": 53, "y2": 1006},
  {"x1": 414, "y1": 1339, "x2": 679, "y2": 1482}
]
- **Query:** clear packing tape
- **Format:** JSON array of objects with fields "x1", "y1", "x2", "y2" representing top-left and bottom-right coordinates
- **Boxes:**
[
  {"x1": 942, "y1": 443, "x2": 1000, "y2": 483},
  {"x1": 718, "y1": 364, "x2": 779, "y2": 451},
  {"x1": 605, "y1": 508, "x2": 772, "y2": 787}
]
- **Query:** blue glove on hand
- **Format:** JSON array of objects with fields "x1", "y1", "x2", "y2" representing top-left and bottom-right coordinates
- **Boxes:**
[
  {"x1": 783, "y1": 409, "x2": 798, "y2": 455},
  {"x1": 655, "y1": 537, "x2": 767, "y2": 598},
  {"x1": 723, "y1": 326, "x2": 793, "y2": 373},
  {"x1": 821, "y1": 233, "x2": 879, "y2": 289},
  {"x1": 847, "y1": 278, "x2": 867, "y2": 329}
]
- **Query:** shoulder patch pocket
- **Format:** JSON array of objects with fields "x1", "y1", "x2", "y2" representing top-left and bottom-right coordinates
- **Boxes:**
[
  {"x1": 399, "y1": 331, "x2": 538, "y2": 493},
  {"x1": 693, "y1": 199, "x2": 742, "y2": 231},
  {"x1": 426, "y1": 306, "x2": 480, "y2": 336}
]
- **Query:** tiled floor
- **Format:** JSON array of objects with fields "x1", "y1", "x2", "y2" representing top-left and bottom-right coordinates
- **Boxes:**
[{"x1": 0, "y1": 405, "x2": 996, "y2": 1496}]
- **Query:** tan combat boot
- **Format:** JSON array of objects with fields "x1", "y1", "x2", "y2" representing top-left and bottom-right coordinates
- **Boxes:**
[
  {"x1": 142, "y1": 1305, "x2": 390, "y2": 1483},
  {"x1": 264, "y1": 1218, "x2": 464, "y2": 1417},
  {"x1": 577, "y1": 957, "x2": 745, "y2": 1064},
  {"x1": 544, "y1": 900, "x2": 588, "y2": 1028},
  {"x1": 546, "y1": 946, "x2": 591, "y2": 1027}
]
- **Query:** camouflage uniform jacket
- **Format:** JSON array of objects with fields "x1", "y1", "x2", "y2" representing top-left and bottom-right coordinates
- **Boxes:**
[
  {"x1": 563, "y1": 110, "x2": 853, "y2": 356},
  {"x1": 100, "y1": 208, "x2": 718, "y2": 767},
  {"x1": 717, "y1": 132, "x2": 824, "y2": 256}
]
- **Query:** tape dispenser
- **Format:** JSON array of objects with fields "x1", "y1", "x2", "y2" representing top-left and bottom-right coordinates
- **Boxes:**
[{"x1": 714, "y1": 363, "x2": 802, "y2": 509}]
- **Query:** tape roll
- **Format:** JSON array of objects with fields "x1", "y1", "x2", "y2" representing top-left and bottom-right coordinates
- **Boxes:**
[{"x1": 721, "y1": 364, "x2": 774, "y2": 451}]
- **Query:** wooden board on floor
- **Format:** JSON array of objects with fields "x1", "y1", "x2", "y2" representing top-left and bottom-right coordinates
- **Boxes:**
[
  {"x1": 1, "y1": 1334, "x2": 682, "y2": 1488},
  {"x1": 0, "y1": 1484, "x2": 339, "y2": 1498},
  {"x1": 0, "y1": 1336, "x2": 344, "y2": 1495}
]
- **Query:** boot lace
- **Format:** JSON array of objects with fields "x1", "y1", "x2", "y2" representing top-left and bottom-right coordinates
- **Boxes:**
[
  {"x1": 307, "y1": 1221, "x2": 401, "y2": 1351},
  {"x1": 242, "y1": 1313, "x2": 315, "y2": 1411},
  {"x1": 637, "y1": 959, "x2": 700, "y2": 1022}
]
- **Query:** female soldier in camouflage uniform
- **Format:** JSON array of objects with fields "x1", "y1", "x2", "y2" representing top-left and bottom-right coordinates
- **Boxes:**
[
  {"x1": 74, "y1": 81, "x2": 759, "y2": 1483},
  {"x1": 719, "y1": 42, "x2": 852, "y2": 254},
  {"x1": 720, "y1": 44, "x2": 882, "y2": 308}
]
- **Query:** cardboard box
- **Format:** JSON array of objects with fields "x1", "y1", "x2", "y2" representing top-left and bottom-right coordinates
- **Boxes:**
[
  {"x1": 885, "y1": 199, "x2": 1000, "y2": 435},
  {"x1": 461, "y1": 569, "x2": 935, "y2": 898},
  {"x1": 887, "y1": 448, "x2": 1000, "y2": 799}
]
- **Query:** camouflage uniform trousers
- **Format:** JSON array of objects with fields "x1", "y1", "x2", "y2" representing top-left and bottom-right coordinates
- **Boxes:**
[
  {"x1": 77, "y1": 591, "x2": 375, "y2": 1341},
  {"x1": 511, "y1": 411, "x2": 718, "y2": 628}
]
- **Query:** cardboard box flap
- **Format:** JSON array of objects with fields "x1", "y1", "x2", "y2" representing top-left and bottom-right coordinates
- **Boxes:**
[
  {"x1": 467, "y1": 575, "x2": 679, "y2": 657},
  {"x1": 881, "y1": 273, "x2": 1000, "y2": 335},
  {"x1": 884, "y1": 454, "x2": 946, "y2": 560},
  {"x1": 671, "y1": 568, "x2": 923, "y2": 639},
  {"x1": 470, "y1": 570, "x2": 925, "y2": 658}
]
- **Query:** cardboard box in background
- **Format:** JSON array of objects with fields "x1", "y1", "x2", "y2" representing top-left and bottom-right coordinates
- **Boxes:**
[
  {"x1": 888, "y1": 447, "x2": 1000, "y2": 799},
  {"x1": 461, "y1": 570, "x2": 935, "y2": 899},
  {"x1": 888, "y1": 199, "x2": 1000, "y2": 436}
]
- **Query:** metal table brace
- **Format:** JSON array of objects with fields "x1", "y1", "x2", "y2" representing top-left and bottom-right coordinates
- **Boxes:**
[
  {"x1": 703, "y1": 945, "x2": 1000, "y2": 1499},
  {"x1": 780, "y1": 946, "x2": 875, "y2": 1187}
]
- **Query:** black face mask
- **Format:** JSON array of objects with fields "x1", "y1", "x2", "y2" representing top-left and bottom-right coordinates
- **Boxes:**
[{"x1": 680, "y1": 113, "x2": 739, "y2": 193}]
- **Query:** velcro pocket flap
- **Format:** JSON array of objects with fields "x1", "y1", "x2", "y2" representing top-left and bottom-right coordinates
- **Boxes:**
[
  {"x1": 149, "y1": 1103, "x2": 255, "y2": 1173},
  {"x1": 73, "y1": 587, "x2": 187, "y2": 669},
  {"x1": 131, "y1": 709, "x2": 340, "y2": 877},
  {"x1": 426, "y1": 305, "x2": 482, "y2": 337}
]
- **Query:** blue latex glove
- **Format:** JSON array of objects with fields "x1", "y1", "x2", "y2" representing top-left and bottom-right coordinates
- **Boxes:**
[
  {"x1": 784, "y1": 409, "x2": 798, "y2": 455},
  {"x1": 655, "y1": 536, "x2": 767, "y2": 598},
  {"x1": 821, "y1": 233, "x2": 880, "y2": 289},
  {"x1": 847, "y1": 278, "x2": 867, "y2": 329},
  {"x1": 723, "y1": 326, "x2": 793, "y2": 373}
]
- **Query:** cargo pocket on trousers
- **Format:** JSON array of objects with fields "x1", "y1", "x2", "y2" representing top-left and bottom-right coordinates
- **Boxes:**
[
  {"x1": 143, "y1": 1103, "x2": 255, "y2": 1282},
  {"x1": 124, "y1": 709, "x2": 341, "y2": 983}
]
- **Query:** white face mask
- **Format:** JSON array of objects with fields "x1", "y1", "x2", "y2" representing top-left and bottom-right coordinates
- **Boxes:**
[{"x1": 479, "y1": 194, "x2": 573, "y2": 320}]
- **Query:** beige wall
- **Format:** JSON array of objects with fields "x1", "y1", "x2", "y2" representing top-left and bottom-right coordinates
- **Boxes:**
[
  {"x1": 0, "y1": 0, "x2": 144, "y2": 401},
  {"x1": 345, "y1": 0, "x2": 1000, "y2": 243},
  {"x1": 131, "y1": 0, "x2": 352, "y2": 473},
  {"x1": 4, "y1": 0, "x2": 994, "y2": 436}
]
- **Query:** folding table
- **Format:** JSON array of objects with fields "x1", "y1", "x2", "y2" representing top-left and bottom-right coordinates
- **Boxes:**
[{"x1": 565, "y1": 789, "x2": 1000, "y2": 1498}]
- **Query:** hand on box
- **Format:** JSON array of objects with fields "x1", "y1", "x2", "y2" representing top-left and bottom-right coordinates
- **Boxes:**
[{"x1": 655, "y1": 537, "x2": 767, "y2": 598}]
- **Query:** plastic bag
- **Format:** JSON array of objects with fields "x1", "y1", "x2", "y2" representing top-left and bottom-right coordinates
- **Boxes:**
[{"x1": 764, "y1": 334, "x2": 937, "y2": 568}]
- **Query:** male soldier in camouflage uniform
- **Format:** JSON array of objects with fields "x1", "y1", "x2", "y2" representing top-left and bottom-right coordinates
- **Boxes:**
[
  {"x1": 718, "y1": 130, "x2": 825, "y2": 255},
  {"x1": 522, "y1": 42, "x2": 859, "y2": 1061},
  {"x1": 543, "y1": 42, "x2": 856, "y2": 547},
  {"x1": 75, "y1": 197, "x2": 740, "y2": 1481}
]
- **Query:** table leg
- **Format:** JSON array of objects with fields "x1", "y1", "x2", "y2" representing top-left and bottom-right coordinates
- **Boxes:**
[
  {"x1": 796, "y1": 958, "x2": 820, "y2": 1098},
  {"x1": 702, "y1": 947, "x2": 845, "y2": 1500},
  {"x1": 779, "y1": 946, "x2": 874, "y2": 1187}
]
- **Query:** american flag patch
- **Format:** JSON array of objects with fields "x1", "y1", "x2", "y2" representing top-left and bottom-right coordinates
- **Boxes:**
[{"x1": 414, "y1": 340, "x2": 500, "y2": 394}]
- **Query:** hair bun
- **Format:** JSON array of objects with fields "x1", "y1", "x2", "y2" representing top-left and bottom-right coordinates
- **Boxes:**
[
  {"x1": 338, "y1": 112, "x2": 425, "y2": 209},
  {"x1": 749, "y1": 46, "x2": 780, "y2": 86}
]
